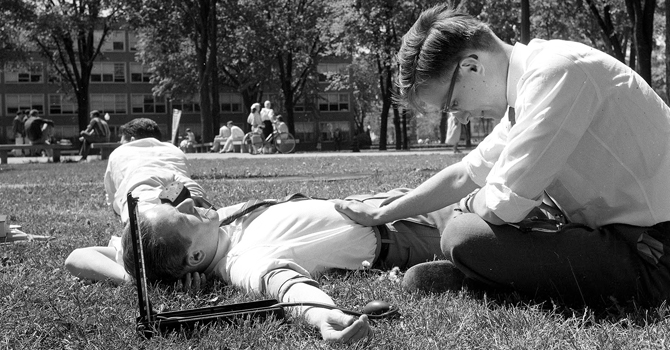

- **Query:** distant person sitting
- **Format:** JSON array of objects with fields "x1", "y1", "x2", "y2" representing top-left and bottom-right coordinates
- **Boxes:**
[
  {"x1": 210, "y1": 123, "x2": 231, "y2": 153},
  {"x1": 79, "y1": 110, "x2": 111, "y2": 161},
  {"x1": 220, "y1": 121, "x2": 244, "y2": 153},
  {"x1": 24, "y1": 109, "x2": 55, "y2": 157},
  {"x1": 275, "y1": 116, "x2": 289, "y2": 134},
  {"x1": 179, "y1": 128, "x2": 197, "y2": 153}
]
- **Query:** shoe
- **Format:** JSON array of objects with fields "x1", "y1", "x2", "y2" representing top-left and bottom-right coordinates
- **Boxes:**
[{"x1": 402, "y1": 260, "x2": 466, "y2": 294}]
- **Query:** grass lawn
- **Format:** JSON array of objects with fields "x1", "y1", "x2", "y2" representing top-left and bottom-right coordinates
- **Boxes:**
[{"x1": 1, "y1": 153, "x2": 669, "y2": 349}]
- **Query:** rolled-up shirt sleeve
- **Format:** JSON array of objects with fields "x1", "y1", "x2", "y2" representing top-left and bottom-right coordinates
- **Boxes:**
[
  {"x1": 463, "y1": 119, "x2": 509, "y2": 187},
  {"x1": 262, "y1": 268, "x2": 319, "y2": 301},
  {"x1": 464, "y1": 54, "x2": 597, "y2": 223}
]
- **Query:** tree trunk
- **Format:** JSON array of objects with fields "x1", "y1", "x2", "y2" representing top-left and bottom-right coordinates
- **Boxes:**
[
  {"x1": 379, "y1": 95, "x2": 390, "y2": 151},
  {"x1": 520, "y1": 0, "x2": 530, "y2": 44},
  {"x1": 76, "y1": 89, "x2": 90, "y2": 132},
  {"x1": 625, "y1": 0, "x2": 656, "y2": 84},
  {"x1": 666, "y1": 0, "x2": 670, "y2": 102},
  {"x1": 464, "y1": 123, "x2": 471, "y2": 147},
  {"x1": 584, "y1": 0, "x2": 626, "y2": 62},
  {"x1": 393, "y1": 105, "x2": 401, "y2": 150},
  {"x1": 377, "y1": 58, "x2": 393, "y2": 151},
  {"x1": 196, "y1": 0, "x2": 214, "y2": 143},
  {"x1": 439, "y1": 112, "x2": 447, "y2": 143},
  {"x1": 277, "y1": 52, "x2": 297, "y2": 136},
  {"x1": 209, "y1": 0, "x2": 220, "y2": 133},
  {"x1": 401, "y1": 109, "x2": 409, "y2": 150}
]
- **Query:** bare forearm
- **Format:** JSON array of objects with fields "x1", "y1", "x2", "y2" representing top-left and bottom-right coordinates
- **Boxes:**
[
  {"x1": 281, "y1": 282, "x2": 370, "y2": 343},
  {"x1": 64, "y1": 247, "x2": 130, "y2": 285},
  {"x1": 281, "y1": 282, "x2": 335, "y2": 325},
  {"x1": 377, "y1": 162, "x2": 479, "y2": 222}
]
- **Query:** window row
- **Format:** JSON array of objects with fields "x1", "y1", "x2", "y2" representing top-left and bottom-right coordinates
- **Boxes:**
[
  {"x1": 5, "y1": 62, "x2": 352, "y2": 86},
  {"x1": 2, "y1": 93, "x2": 351, "y2": 116},
  {"x1": 3, "y1": 62, "x2": 151, "y2": 84}
]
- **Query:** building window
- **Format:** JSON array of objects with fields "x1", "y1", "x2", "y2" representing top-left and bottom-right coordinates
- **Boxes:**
[
  {"x1": 4, "y1": 62, "x2": 44, "y2": 83},
  {"x1": 6, "y1": 94, "x2": 44, "y2": 115},
  {"x1": 317, "y1": 63, "x2": 348, "y2": 82},
  {"x1": 95, "y1": 30, "x2": 126, "y2": 51},
  {"x1": 131, "y1": 94, "x2": 166, "y2": 114},
  {"x1": 320, "y1": 121, "x2": 350, "y2": 141},
  {"x1": 128, "y1": 32, "x2": 139, "y2": 51},
  {"x1": 172, "y1": 96, "x2": 201, "y2": 113},
  {"x1": 219, "y1": 93, "x2": 242, "y2": 113},
  {"x1": 130, "y1": 63, "x2": 151, "y2": 83},
  {"x1": 294, "y1": 122, "x2": 315, "y2": 142},
  {"x1": 293, "y1": 97, "x2": 305, "y2": 112},
  {"x1": 318, "y1": 93, "x2": 349, "y2": 112},
  {"x1": 91, "y1": 94, "x2": 127, "y2": 114},
  {"x1": 91, "y1": 62, "x2": 126, "y2": 83},
  {"x1": 49, "y1": 94, "x2": 78, "y2": 115}
]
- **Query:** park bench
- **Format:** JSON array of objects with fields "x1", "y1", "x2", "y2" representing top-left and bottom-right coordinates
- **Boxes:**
[
  {"x1": 194, "y1": 140, "x2": 245, "y2": 153},
  {"x1": 193, "y1": 142, "x2": 214, "y2": 153},
  {"x1": 0, "y1": 143, "x2": 74, "y2": 164},
  {"x1": 90, "y1": 142, "x2": 121, "y2": 160}
]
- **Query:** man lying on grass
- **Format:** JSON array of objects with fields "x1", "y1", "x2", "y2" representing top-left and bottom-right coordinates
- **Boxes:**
[{"x1": 65, "y1": 117, "x2": 452, "y2": 344}]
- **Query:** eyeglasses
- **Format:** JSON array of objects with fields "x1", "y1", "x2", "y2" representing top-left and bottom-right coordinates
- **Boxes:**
[
  {"x1": 442, "y1": 61, "x2": 461, "y2": 114},
  {"x1": 159, "y1": 181, "x2": 215, "y2": 216},
  {"x1": 441, "y1": 54, "x2": 478, "y2": 114}
]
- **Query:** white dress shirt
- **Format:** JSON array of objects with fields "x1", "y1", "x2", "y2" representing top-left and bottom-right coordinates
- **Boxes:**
[{"x1": 464, "y1": 39, "x2": 670, "y2": 228}]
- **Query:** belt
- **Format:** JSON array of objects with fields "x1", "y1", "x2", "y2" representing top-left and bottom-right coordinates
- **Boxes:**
[{"x1": 373, "y1": 225, "x2": 392, "y2": 268}]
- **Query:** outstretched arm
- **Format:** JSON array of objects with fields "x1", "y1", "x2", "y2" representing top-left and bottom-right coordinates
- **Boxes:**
[
  {"x1": 282, "y1": 282, "x2": 371, "y2": 343},
  {"x1": 335, "y1": 161, "x2": 479, "y2": 226},
  {"x1": 64, "y1": 246, "x2": 130, "y2": 285}
]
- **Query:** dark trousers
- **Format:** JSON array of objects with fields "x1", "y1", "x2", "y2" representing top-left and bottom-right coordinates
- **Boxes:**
[
  {"x1": 80, "y1": 134, "x2": 108, "y2": 159},
  {"x1": 442, "y1": 212, "x2": 670, "y2": 307}
]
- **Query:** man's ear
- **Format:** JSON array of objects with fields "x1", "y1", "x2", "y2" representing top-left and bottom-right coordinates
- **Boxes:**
[
  {"x1": 461, "y1": 54, "x2": 482, "y2": 74},
  {"x1": 187, "y1": 250, "x2": 207, "y2": 267}
]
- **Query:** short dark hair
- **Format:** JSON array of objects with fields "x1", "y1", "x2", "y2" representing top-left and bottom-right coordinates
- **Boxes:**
[
  {"x1": 120, "y1": 118, "x2": 162, "y2": 141},
  {"x1": 121, "y1": 209, "x2": 192, "y2": 283},
  {"x1": 397, "y1": 3, "x2": 495, "y2": 113},
  {"x1": 29, "y1": 109, "x2": 39, "y2": 117}
]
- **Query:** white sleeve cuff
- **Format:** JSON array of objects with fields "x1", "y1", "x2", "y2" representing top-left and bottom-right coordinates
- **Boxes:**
[
  {"x1": 483, "y1": 183, "x2": 542, "y2": 223},
  {"x1": 262, "y1": 268, "x2": 319, "y2": 301}
]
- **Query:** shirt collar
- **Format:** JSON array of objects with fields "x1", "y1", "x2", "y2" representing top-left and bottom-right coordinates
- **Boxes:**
[
  {"x1": 203, "y1": 228, "x2": 229, "y2": 277},
  {"x1": 506, "y1": 41, "x2": 534, "y2": 109}
]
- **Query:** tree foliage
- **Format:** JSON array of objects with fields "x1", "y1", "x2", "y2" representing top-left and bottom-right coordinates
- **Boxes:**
[
  {"x1": 126, "y1": 0, "x2": 221, "y2": 142},
  {"x1": 246, "y1": 0, "x2": 334, "y2": 136},
  {"x1": 331, "y1": 0, "x2": 443, "y2": 150},
  {"x1": 216, "y1": 2, "x2": 274, "y2": 126},
  {"x1": 4, "y1": 0, "x2": 125, "y2": 130},
  {"x1": 0, "y1": 0, "x2": 34, "y2": 65}
]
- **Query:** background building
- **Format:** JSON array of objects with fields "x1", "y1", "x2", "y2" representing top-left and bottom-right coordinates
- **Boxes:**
[{"x1": 0, "y1": 28, "x2": 355, "y2": 151}]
